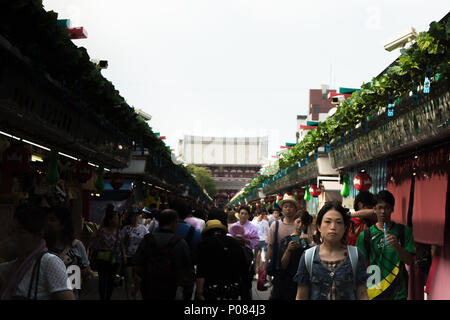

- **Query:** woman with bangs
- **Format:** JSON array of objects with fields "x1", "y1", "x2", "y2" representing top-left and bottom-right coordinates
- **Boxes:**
[{"x1": 295, "y1": 201, "x2": 369, "y2": 300}]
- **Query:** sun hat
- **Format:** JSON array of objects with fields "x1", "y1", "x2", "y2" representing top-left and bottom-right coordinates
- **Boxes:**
[
  {"x1": 202, "y1": 219, "x2": 227, "y2": 234},
  {"x1": 278, "y1": 192, "x2": 298, "y2": 209}
]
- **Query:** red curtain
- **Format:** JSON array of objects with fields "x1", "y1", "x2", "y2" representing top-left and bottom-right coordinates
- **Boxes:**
[
  {"x1": 387, "y1": 178, "x2": 412, "y2": 225},
  {"x1": 412, "y1": 173, "x2": 448, "y2": 246}
]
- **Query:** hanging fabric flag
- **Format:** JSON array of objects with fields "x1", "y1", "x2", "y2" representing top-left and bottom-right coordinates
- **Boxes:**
[
  {"x1": 387, "y1": 96, "x2": 394, "y2": 118},
  {"x1": 46, "y1": 150, "x2": 60, "y2": 184},
  {"x1": 423, "y1": 67, "x2": 432, "y2": 93},
  {"x1": 95, "y1": 166, "x2": 105, "y2": 191}
]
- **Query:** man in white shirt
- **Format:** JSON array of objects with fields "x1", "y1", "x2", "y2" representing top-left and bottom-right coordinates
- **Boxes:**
[
  {"x1": 184, "y1": 210, "x2": 206, "y2": 232},
  {"x1": 251, "y1": 209, "x2": 270, "y2": 272}
]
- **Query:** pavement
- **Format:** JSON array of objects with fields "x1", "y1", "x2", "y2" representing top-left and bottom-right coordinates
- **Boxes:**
[{"x1": 78, "y1": 272, "x2": 272, "y2": 300}]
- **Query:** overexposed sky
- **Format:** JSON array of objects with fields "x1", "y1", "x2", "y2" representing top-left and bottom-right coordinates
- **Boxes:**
[{"x1": 43, "y1": 0, "x2": 449, "y2": 160}]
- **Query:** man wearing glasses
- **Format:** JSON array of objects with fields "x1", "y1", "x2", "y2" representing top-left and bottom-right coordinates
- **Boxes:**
[{"x1": 356, "y1": 190, "x2": 416, "y2": 300}]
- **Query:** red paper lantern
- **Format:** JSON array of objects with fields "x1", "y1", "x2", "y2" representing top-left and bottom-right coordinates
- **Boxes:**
[
  {"x1": 2, "y1": 143, "x2": 31, "y2": 175},
  {"x1": 353, "y1": 173, "x2": 372, "y2": 192},
  {"x1": 309, "y1": 185, "x2": 321, "y2": 197},
  {"x1": 75, "y1": 161, "x2": 92, "y2": 183},
  {"x1": 110, "y1": 172, "x2": 124, "y2": 190},
  {"x1": 294, "y1": 189, "x2": 303, "y2": 200}
]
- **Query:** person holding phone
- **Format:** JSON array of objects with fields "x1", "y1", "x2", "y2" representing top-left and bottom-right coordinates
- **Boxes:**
[{"x1": 275, "y1": 211, "x2": 314, "y2": 300}]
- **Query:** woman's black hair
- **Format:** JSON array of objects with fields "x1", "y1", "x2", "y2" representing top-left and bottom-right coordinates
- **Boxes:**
[
  {"x1": 299, "y1": 210, "x2": 313, "y2": 231},
  {"x1": 316, "y1": 201, "x2": 350, "y2": 245},
  {"x1": 238, "y1": 205, "x2": 250, "y2": 215},
  {"x1": 354, "y1": 191, "x2": 376, "y2": 211},
  {"x1": 102, "y1": 204, "x2": 118, "y2": 228},
  {"x1": 46, "y1": 206, "x2": 75, "y2": 246},
  {"x1": 14, "y1": 204, "x2": 47, "y2": 236}
]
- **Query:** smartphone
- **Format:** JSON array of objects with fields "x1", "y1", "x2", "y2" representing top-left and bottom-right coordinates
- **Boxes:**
[{"x1": 291, "y1": 235, "x2": 300, "y2": 243}]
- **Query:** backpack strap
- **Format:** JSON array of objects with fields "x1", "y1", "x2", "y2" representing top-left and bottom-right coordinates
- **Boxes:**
[
  {"x1": 273, "y1": 220, "x2": 279, "y2": 246},
  {"x1": 27, "y1": 252, "x2": 46, "y2": 300},
  {"x1": 168, "y1": 235, "x2": 182, "y2": 248},
  {"x1": 397, "y1": 223, "x2": 405, "y2": 247},
  {"x1": 304, "y1": 246, "x2": 317, "y2": 279},
  {"x1": 363, "y1": 227, "x2": 371, "y2": 262},
  {"x1": 185, "y1": 226, "x2": 195, "y2": 246},
  {"x1": 347, "y1": 246, "x2": 359, "y2": 287}
]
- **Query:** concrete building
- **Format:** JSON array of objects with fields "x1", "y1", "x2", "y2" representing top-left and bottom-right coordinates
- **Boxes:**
[
  {"x1": 178, "y1": 135, "x2": 269, "y2": 206},
  {"x1": 297, "y1": 84, "x2": 337, "y2": 143}
]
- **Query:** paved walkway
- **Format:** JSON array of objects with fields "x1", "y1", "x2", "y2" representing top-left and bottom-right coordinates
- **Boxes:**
[{"x1": 79, "y1": 272, "x2": 271, "y2": 300}]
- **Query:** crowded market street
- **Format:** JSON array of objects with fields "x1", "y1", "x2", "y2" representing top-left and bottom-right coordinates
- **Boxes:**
[{"x1": 0, "y1": 1, "x2": 449, "y2": 311}]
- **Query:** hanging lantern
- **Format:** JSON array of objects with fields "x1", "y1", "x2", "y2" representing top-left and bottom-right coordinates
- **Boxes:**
[
  {"x1": 304, "y1": 186, "x2": 311, "y2": 201},
  {"x1": 110, "y1": 172, "x2": 124, "y2": 190},
  {"x1": 340, "y1": 175, "x2": 350, "y2": 197},
  {"x1": 256, "y1": 202, "x2": 261, "y2": 208},
  {"x1": 75, "y1": 161, "x2": 92, "y2": 183},
  {"x1": 46, "y1": 150, "x2": 60, "y2": 184},
  {"x1": 294, "y1": 188, "x2": 303, "y2": 200},
  {"x1": 2, "y1": 142, "x2": 31, "y2": 175},
  {"x1": 95, "y1": 166, "x2": 105, "y2": 191},
  {"x1": 353, "y1": 172, "x2": 372, "y2": 192},
  {"x1": 309, "y1": 185, "x2": 321, "y2": 197},
  {"x1": 276, "y1": 194, "x2": 283, "y2": 204}
]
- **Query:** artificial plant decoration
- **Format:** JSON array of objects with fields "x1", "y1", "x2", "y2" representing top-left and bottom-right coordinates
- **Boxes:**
[
  {"x1": 340, "y1": 175, "x2": 350, "y2": 197},
  {"x1": 304, "y1": 185, "x2": 311, "y2": 201}
]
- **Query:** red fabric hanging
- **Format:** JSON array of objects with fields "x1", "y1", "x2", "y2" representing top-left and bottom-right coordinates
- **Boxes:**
[
  {"x1": 387, "y1": 178, "x2": 412, "y2": 225},
  {"x1": 425, "y1": 255, "x2": 440, "y2": 295},
  {"x1": 412, "y1": 173, "x2": 448, "y2": 246}
]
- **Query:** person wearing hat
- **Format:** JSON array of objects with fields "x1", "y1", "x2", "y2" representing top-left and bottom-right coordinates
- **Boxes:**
[
  {"x1": 122, "y1": 208, "x2": 149, "y2": 300},
  {"x1": 263, "y1": 192, "x2": 299, "y2": 299},
  {"x1": 195, "y1": 220, "x2": 248, "y2": 300}
]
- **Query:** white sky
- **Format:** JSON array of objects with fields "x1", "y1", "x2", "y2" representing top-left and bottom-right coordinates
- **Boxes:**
[{"x1": 43, "y1": 0, "x2": 449, "y2": 160}]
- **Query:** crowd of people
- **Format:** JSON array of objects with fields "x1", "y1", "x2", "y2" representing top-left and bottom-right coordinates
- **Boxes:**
[{"x1": 0, "y1": 189, "x2": 420, "y2": 300}]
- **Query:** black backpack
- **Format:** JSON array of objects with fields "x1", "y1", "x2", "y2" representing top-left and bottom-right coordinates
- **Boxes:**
[{"x1": 140, "y1": 234, "x2": 181, "y2": 300}]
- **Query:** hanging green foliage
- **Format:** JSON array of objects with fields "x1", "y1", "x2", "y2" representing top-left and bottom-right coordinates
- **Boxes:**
[{"x1": 229, "y1": 16, "x2": 450, "y2": 206}]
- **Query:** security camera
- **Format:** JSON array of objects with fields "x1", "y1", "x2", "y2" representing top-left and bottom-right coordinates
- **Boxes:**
[
  {"x1": 384, "y1": 27, "x2": 417, "y2": 52},
  {"x1": 90, "y1": 59, "x2": 108, "y2": 69},
  {"x1": 136, "y1": 109, "x2": 152, "y2": 121}
]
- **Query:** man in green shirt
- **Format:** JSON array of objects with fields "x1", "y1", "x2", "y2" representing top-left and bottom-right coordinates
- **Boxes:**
[{"x1": 356, "y1": 190, "x2": 416, "y2": 300}]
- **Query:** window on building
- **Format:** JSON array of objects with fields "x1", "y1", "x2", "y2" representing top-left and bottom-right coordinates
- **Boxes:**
[{"x1": 312, "y1": 104, "x2": 320, "y2": 114}]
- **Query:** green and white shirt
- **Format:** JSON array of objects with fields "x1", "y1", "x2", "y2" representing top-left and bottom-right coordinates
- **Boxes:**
[{"x1": 356, "y1": 222, "x2": 416, "y2": 300}]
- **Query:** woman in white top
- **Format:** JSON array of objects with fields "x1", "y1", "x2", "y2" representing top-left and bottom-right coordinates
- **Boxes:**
[
  {"x1": 251, "y1": 209, "x2": 270, "y2": 272},
  {"x1": 0, "y1": 204, "x2": 74, "y2": 300},
  {"x1": 122, "y1": 208, "x2": 149, "y2": 300}
]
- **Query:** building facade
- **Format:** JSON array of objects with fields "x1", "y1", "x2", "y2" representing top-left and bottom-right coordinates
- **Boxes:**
[{"x1": 178, "y1": 135, "x2": 268, "y2": 206}]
